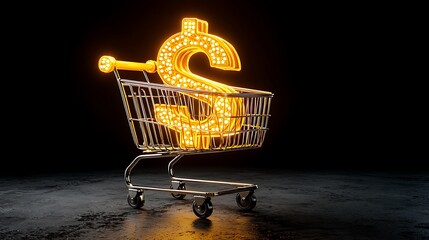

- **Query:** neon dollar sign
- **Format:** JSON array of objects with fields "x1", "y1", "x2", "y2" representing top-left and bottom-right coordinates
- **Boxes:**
[{"x1": 154, "y1": 18, "x2": 244, "y2": 149}]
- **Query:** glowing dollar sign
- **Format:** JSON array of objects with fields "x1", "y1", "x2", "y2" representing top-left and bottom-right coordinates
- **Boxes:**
[{"x1": 154, "y1": 18, "x2": 244, "y2": 149}]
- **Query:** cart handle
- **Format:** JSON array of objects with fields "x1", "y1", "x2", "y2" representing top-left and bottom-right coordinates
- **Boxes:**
[{"x1": 98, "y1": 55, "x2": 157, "y2": 73}]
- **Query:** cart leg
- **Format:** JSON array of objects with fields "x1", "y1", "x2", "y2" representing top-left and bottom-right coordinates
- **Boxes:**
[
  {"x1": 124, "y1": 153, "x2": 179, "y2": 209},
  {"x1": 124, "y1": 155, "x2": 147, "y2": 209},
  {"x1": 168, "y1": 155, "x2": 187, "y2": 199},
  {"x1": 125, "y1": 153, "x2": 178, "y2": 187},
  {"x1": 167, "y1": 154, "x2": 184, "y2": 178}
]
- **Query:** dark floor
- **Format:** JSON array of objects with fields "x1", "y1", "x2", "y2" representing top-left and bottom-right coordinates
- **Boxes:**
[{"x1": 0, "y1": 165, "x2": 428, "y2": 240}]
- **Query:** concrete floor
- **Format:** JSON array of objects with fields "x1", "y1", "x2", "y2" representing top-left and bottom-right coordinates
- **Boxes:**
[{"x1": 0, "y1": 165, "x2": 428, "y2": 239}]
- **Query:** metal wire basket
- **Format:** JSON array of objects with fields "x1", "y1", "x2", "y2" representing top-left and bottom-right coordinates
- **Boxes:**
[{"x1": 117, "y1": 71, "x2": 273, "y2": 153}]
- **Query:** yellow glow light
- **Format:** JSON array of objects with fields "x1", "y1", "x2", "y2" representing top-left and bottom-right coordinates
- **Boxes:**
[
  {"x1": 98, "y1": 56, "x2": 156, "y2": 73},
  {"x1": 154, "y1": 18, "x2": 244, "y2": 149}
]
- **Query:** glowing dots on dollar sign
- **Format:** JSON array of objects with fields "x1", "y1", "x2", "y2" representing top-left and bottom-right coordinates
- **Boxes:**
[{"x1": 154, "y1": 18, "x2": 245, "y2": 149}]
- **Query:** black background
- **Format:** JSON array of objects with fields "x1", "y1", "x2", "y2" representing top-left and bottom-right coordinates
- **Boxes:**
[{"x1": 3, "y1": 1, "x2": 425, "y2": 175}]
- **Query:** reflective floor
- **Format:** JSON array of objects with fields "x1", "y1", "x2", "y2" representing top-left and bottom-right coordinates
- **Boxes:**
[{"x1": 0, "y1": 166, "x2": 428, "y2": 239}]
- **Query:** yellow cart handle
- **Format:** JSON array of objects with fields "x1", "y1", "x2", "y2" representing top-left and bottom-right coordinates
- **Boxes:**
[{"x1": 98, "y1": 55, "x2": 157, "y2": 73}]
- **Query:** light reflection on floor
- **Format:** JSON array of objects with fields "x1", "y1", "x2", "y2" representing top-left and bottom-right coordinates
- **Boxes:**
[{"x1": 120, "y1": 199, "x2": 260, "y2": 239}]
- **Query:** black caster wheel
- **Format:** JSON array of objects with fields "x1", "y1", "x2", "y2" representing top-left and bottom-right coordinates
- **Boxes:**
[
  {"x1": 236, "y1": 192, "x2": 257, "y2": 211},
  {"x1": 170, "y1": 183, "x2": 186, "y2": 200},
  {"x1": 192, "y1": 198, "x2": 213, "y2": 218},
  {"x1": 127, "y1": 192, "x2": 144, "y2": 209}
]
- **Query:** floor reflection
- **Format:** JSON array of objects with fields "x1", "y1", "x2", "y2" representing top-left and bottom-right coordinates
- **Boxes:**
[{"x1": 120, "y1": 199, "x2": 261, "y2": 239}]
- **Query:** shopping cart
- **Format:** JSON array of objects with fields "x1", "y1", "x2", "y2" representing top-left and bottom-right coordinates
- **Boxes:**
[{"x1": 98, "y1": 56, "x2": 274, "y2": 218}]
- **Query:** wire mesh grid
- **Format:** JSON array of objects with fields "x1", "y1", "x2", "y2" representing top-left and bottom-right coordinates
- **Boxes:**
[{"x1": 116, "y1": 71, "x2": 273, "y2": 153}]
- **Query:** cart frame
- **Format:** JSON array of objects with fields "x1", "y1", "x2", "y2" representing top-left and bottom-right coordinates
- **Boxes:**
[{"x1": 112, "y1": 69, "x2": 273, "y2": 218}]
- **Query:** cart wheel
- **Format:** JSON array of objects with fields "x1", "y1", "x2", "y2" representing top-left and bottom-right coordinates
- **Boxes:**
[
  {"x1": 236, "y1": 192, "x2": 257, "y2": 211},
  {"x1": 192, "y1": 199, "x2": 213, "y2": 218},
  {"x1": 127, "y1": 192, "x2": 144, "y2": 209},
  {"x1": 170, "y1": 183, "x2": 186, "y2": 200}
]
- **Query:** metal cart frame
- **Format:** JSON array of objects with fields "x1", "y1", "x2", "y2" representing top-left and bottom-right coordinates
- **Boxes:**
[{"x1": 111, "y1": 68, "x2": 273, "y2": 218}]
